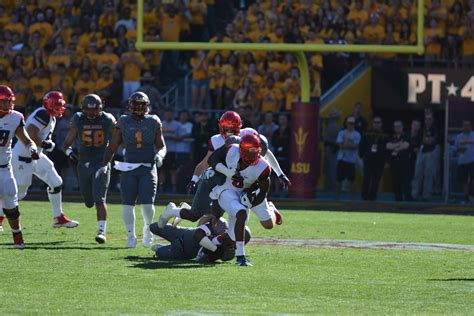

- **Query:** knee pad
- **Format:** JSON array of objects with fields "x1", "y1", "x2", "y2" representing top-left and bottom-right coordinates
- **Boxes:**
[
  {"x1": 47, "y1": 185, "x2": 62, "y2": 194},
  {"x1": 4, "y1": 207, "x2": 20, "y2": 220}
]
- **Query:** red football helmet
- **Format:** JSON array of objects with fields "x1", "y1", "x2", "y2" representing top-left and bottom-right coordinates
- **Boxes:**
[
  {"x1": 239, "y1": 134, "x2": 262, "y2": 165},
  {"x1": 0, "y1": 85, "x2": 16, "y2": 115},
  {"x1": 219, "y1": 111, "x2": 242, "y2": 138},
  {"x1": 43, "y1": 91, "x2": 66, "y2": 118}
]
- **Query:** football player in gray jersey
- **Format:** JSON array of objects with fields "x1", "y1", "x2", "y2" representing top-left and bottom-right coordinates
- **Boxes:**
[
  {"x1": 103, "y1": 92, "x2": 166, "y2": 248},
  {"x1": 63, "y1": 94, "x2": 116, "y2": 244}
]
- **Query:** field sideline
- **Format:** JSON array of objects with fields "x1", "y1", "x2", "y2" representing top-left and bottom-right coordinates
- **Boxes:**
[{"x1": 1, "y1": 201, "x2": 473, "y2": 314}]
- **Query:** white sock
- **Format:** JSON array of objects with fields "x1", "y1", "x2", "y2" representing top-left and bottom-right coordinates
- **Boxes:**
[
  {"x1": 199, "y1": 236, "x2": 217, "y2": 251},
  {"x1": 48, "y1": 191, "x2": 63, "y2": 217},
  {"x1": 98, "y1": 220, "x2": 107, "y2": 234},
  {"x1": 141, "y1": 204, "x2": 155, "y2": 227},
  {"x1": 172, "y1": 206, "x2": 181, "y2": 217},
  {"x1": 211, "y1": 236, "x2": 221, "y2": 245},
  {"x1": 122, "y1": 205, "x2": 136, "y2": 238},
  {"x1": 236, "y1": 241, "x2": 245, "y2": 256}
]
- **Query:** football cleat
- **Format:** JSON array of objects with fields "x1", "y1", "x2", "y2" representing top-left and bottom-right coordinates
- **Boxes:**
[
  {"x1": 235, "y1": 255, "x2": 252, "y2": 267},
  {"x1": 171, "y1": 202, "x2": 191, "y2": 227},
  {"x1": 269, "y1": 202, "x2": 283, "y2": 225},
  {"x1": 142, "y1": 225, "x2": 153, "y2": 247},
  {"x1": 125, "y1": 237, "x2": 137, "y2": 249},
  {"x1": 95, "y1": 231, "x2": 106, "y2": 244},
  {"x1": 157, "y1": 202, "x2": 176, "y2": 228},
  {"x1": 13, "y1": 232, "x2": 25, "y2": 249},
  {"x1": 53, "y1": 213, "x2": 79, "y2": 228}
]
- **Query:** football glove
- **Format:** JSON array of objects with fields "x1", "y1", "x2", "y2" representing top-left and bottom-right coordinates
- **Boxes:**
[
  {"x1": 41, "y1": 140, "x2": 55, "y2": 152},
  {"x1": 279, "y1": 174, "x2": 291, "y2": 189},
  {"x1": 155, "y1": 154, "x2": 164, "y2": 168},
  {"x1": 202, "y1": 168, "x2": 215, "y2": 180},
  {"x1": 186, "y1": 180, "x2": 197, "y2": 194},
  {"x1": 95, "y1": 165, "x2": 108, "y2": 178},
  {"x1": 65, "y1": 147, "x2": 78, "y2": 164},
  {"x1": 240, "y1": 190, "x2": 255, "y2": 208},
  {"x1": 30, "y1": 149, "x2": 40, "y2": 160}
]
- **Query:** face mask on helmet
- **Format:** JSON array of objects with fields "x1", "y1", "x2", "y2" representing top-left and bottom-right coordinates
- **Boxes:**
[
  {"x1": 84, "y1": 107, "x2": 101, "y2": 120},
  {"x1": 0, "y1": 85, "x2": 15, "y2": 115},
  {"x1": 239, "y1": 134, "x2": 262, "y2": 165},
  {"x1": 43, "y1": 91, "x2": 66, "y2": 118},
  {"x1": 219, "y1": 111, "x2": 242, "y2": 138},
  {"x1": 129, "y1": 100, "x2": 149, "y2": 116}
]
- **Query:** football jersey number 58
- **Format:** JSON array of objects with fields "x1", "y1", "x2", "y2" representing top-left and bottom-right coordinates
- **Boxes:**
[{"x1": 81, "y1": 130, "x2": 105, "y2": 147}]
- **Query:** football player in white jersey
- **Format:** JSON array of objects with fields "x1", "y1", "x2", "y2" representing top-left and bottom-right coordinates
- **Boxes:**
[
  {"x1": 158, "y1": 112, "x2": 288, "y2": 228},
  {"x1": 12, "y1": 91, "x2": 79, "y2": 228},
  {"x1": 207, "y1": 134, "x2": 273, "y2": 266},
  {"x1": 0, "y1": 85, "x2": 40, "y2": 248}
]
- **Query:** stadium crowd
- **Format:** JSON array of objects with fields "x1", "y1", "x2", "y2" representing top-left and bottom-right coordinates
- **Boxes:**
[{"x1": 1, "y1": 0, "x2": 473, "y2": 200}]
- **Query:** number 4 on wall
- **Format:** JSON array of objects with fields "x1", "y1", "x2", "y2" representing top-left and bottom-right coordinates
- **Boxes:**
[{"x1": 461, "y1": 77, "x2": 474, "y2": 101}]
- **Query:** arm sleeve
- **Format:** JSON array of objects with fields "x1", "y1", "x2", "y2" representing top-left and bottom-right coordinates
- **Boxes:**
[
  {"x1": 30, "y1": 109, "x2": 51, "y2": 129},
  {"x1": 264, "y1": 149, "x2": 283, "y2": 176},
  {"x1": 208, "y1": 138, "x2": 215, "y2": 152}
]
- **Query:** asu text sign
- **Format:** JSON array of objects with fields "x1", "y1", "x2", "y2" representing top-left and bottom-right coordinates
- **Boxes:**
[{"x1": 289, "y1": 103, "x2": 319, "y2": 198}]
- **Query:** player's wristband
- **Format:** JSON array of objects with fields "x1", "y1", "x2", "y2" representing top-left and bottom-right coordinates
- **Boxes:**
[
  {"x1": 65, "y1": 147, "x2": 74, "y2": 156},
  {"x1": 191, "y1": 175, "x2": 199, "y2": 183}
]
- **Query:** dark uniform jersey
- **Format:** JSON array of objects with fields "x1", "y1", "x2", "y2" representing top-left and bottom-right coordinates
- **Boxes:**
[
  {"x1": 118, "y1": 114, "x2": 161, "y2": 163},
  {"x1": 73, "y1": 112, "x2": 115, "y2": 162}
]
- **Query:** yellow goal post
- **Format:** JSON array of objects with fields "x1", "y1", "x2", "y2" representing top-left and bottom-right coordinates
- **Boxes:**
[{"x1": 136, "y1": 0, "x2": 424, "y2": 102}]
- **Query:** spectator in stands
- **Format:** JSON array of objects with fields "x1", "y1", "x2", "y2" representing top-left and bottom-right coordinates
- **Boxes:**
[
  {"x1": 283, "y1": 67, "x2": 301, "y2": 111},
  {"x1": 160, "y1": 109, "x2": 180, "y2": 193},
  {"x1": 272, "y1": 113, "x2": 291, "y2": 196},
  {"x1": 359, "y1": 116, "x2": 389, "y2": 201},
  {"x1": 233, "y1": 77, "x2": 257, "y2": 110},
  {"x1": 120, "y1": 41, "x2": 145, "y2": 101},
  {"x1": 323, "y1": 108, "x2": 342, "y2": 193},
  {"x1": 208, "y1": 53, "x2": 224, "y2": 109},
  {"x1": 190, "y1": 50, "x2": 208, "y2": 109},
  {"x1": 189, "y1": 0, "x2": 207, "y2": 42},
  {"x1": 412, "y1": 113, "x2": 440, "y2": 201},
  {"x1": 387, "y1": 120, "x2": 412, "y2": 201},
  {"x1": 454, "y1": 119, "x2": 474, "y2": 203},
  {"x1": 222, "y1": 53, "x2": 241, "y2": 108},
  {"x1": 257, "y1": 112, "x2": 279, "y2": 151},
  {"x1": 192, "y1": 111, "x2": 217, "y2": 164},
  {"x1": 137, "y1": 71, "x2": 162, "y2": 113},
  {"x1": 258, "y1": 77, "x2": 283, "y2": 113},
  {"x1": 176, "y1": 110, "x2": 194, "y2": 192},
  {"x1": 335, "y1": 116, "x2": 361, "y2": 200}
]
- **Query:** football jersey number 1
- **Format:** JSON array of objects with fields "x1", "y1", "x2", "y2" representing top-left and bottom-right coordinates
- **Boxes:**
[{"x1": 135, "y1": 131, "x2": 142, "y2": 149}]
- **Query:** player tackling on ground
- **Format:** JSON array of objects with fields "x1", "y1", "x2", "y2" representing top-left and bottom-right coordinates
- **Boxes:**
[
  {"x1": 11, "y1": 91, "x2": 79, "y2": 228},
  {"x1": 63, "y1": 94, "x2": 116, "y2": 243},
  {"x1": 0, "y1": 85, "x2": 40, "y2": 248},
  {"x1": 103, "y1": 92, "x2": 166, "y2": 248}
]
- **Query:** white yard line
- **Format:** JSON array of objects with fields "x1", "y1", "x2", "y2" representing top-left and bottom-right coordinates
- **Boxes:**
[{"x1": 251, "y1": 237, "x2": 474, "y2": 252}]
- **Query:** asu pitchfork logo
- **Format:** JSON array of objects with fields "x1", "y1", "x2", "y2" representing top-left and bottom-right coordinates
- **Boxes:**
[{"x1": 294, "y1": 126, "x2": 308, "y2": 158}]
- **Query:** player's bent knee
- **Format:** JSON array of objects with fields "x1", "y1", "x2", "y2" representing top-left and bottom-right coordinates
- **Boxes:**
[
  {"x1": 4, "y1": 207, "x2": 20, "y2": 220},
  {"x1": 47, "y1": 185, "x2": 62, "y2": 194},
  {"x1": 260, "y1": 219, "x2": 274, "y2": 230},
  {"x1": 149, "y1": 222, "x2": 161, "y2": 235},
  {"x1": 85, "y1": 201, "x2": 95, "y2": 208}
]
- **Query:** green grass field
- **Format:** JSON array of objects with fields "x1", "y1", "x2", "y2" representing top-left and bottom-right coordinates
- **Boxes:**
[{"x1": 1, "y1": 201, "x2": 473, "y2": 314}]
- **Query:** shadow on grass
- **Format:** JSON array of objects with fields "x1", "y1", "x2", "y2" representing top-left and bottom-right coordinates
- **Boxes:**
[
  {"x1": 0, "y1": 240, "x2": 124, "y2": 250},
  {"x1": 124, "y1": 255, "x2": 223, "y2": 270},
  {"x1": 428, "y1": 278, "x2": 474, "y2": 281}
]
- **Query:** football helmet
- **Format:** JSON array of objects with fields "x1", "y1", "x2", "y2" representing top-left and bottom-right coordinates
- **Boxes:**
[
  {"x1": 81, "y1": 94, "x2": 103, "y2": 120},
  {"x1": 128, "y1": 91, "x2": 150, "y2": 117},
  {"x1": 43, "y1": 91, "x2": 66, "y2": 118},
  {"x1": 239, "y1": 134, "x2": 262, "y2": 165},
  {"x1": 219, "y1": 111, "x2": 242, "y2": 138},
  {"x1": 0, "y1": 85, "x2": 16, "y2": 115}
]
